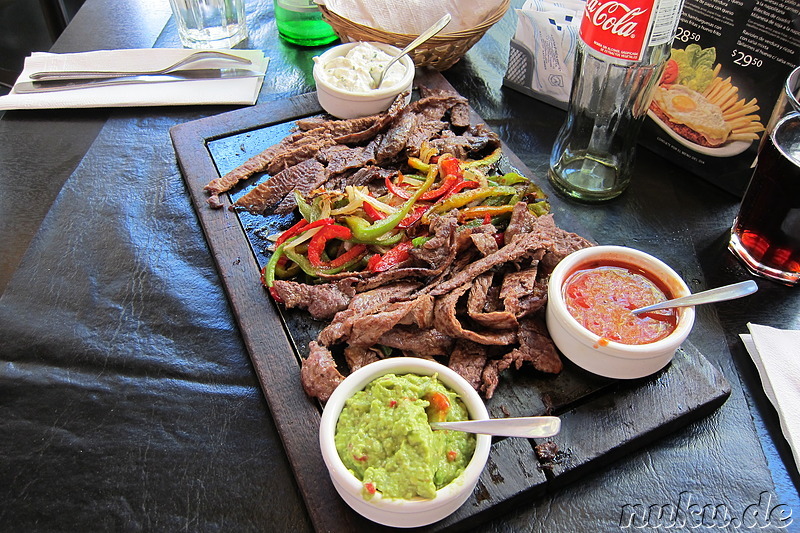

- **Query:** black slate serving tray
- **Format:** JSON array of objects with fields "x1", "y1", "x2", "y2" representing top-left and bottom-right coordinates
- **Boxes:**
[{"x1": 170, "y1": 70, "x2": 731, "y2": 532}]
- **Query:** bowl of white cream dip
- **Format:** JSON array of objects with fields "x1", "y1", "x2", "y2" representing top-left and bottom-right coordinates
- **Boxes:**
[{"x1": 313, "y1": 42, "x2": 415, "y2": 119}]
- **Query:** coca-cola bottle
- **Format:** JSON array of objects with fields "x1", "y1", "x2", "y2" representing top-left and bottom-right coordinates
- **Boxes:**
[{"x1": 549, "y1": 0, "x2": 685, "y2": 202}]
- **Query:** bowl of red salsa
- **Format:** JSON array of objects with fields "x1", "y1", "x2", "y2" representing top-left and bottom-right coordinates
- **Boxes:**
[{"x1": 546, "y1": 246, "x2": 695, "y2": 379}]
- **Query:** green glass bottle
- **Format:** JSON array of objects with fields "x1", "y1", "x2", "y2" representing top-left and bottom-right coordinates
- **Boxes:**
[{"x1": 274, "y1": 0, "x2": 338, "y2": 46}]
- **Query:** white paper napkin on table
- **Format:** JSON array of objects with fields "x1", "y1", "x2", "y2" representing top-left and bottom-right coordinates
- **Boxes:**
[
  {"x1": 740, "y1": 323, "x2": 800, "y2": 473},
  {"x1": 317, "y1": 0, "x2": 504, "y2": 34},
  {"x1": 0, "y1": 48, "x2": 269, "y2": 110}
]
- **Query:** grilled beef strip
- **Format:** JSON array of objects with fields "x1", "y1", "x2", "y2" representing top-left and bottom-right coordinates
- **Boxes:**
[
  {"x1": 377, "y1": 326, "x2": 454, "y2": 357},
  {"x1": 271, "y1": 279, "x2": 356, "y2": 320},
  {"x1": 317, "y1": 281, "x2": 422, "y2": 347},
  {"x1": 300, "y1": 341, "x2": 344, "y2": 402},
  {"x1": 233, "y1": 158, "x2": 327, "y2": 214},
  {"x1": 467, "y1": 272, "x2": 518, "y2": 330},
  {"x1": 448, "y1": 339, "x2": 490, "y2": 391},
  {"x1": 432, "y1": 281, "x2": 518, "y2": 346},
  {"x1": 344, "y1": 345, "x2": 382, "y2": 373}
]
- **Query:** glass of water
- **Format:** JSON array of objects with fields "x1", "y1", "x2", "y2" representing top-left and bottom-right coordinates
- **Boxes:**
[{"x1": 168, "y1": 0, "x2": 248, "y2": 49}]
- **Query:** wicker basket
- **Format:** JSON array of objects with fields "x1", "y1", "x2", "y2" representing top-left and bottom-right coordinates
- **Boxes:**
[{"x1": 319, "y1": 0, "x2": 510, "y2": 70}]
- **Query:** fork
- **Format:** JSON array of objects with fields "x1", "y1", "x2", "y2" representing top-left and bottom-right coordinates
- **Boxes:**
[{"x1": 28, "y1": 50, "x2": 252, "y2": 81}]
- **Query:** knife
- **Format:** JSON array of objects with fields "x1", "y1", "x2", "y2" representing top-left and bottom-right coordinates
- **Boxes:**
[{"x1": 14, "y1": 68, "x2": 264, "y2": 93}]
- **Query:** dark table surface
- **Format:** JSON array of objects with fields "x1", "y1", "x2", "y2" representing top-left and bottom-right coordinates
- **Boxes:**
[{"x1": 1, "y1": 0, "x2": 798, "y2": 531}]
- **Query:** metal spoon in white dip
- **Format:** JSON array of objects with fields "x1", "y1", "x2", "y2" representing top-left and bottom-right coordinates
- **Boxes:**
[
  {"x1": 369, "y1": 13, "x2": 452, "y2": 89},
  {"x1": 430, "y1": 416, "x2": 561, "y2": 438},
  {"x1": 631, "y1": 280, "x2": 758, "y2": 315}
]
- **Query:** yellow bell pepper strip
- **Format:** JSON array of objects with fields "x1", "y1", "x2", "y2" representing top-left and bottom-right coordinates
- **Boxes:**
[
  {"x1": 463, "y1": 147, "x2": 502, "y2": 168},
  {"x1": 346, "y1": 171, "x2": 435, "y2": 241},
  {"x1": 407, "y1": 156, "x2": 430, "y2": 173},
  {"x1": 307, "y1": 224, "x2": 367, "y2": 269},
  {"x1": 366, "y1": 241, "x2": 414, "y2": 273},
  {"x1": 458, "y1": 204, "x2": 516, "y2": 221},
  {"x1": 432, "y1": 185, "x2": 518, "y2": 214}
]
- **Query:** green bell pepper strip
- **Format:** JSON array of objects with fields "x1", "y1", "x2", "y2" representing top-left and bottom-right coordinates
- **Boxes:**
[
  {"x1": 346, "y1": 170, "x2": 435, "y2": 241},
  {"x1": 284, "y1": 246, "x2": 366, "y2": 277},
  {"x1": 495, "y1": 171, "x2": 529, "y2": 186},
  {"x1": 294, "y1": 191, "x2": 314, "y2": 221},
  {"x1": 347, "y1": 231, "x2": 405, "y2": 246}
]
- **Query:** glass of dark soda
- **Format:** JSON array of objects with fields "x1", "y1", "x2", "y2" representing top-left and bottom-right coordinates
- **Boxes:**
[{"x1": 729, "y1": 66, "x2": 800, "y2": 286}]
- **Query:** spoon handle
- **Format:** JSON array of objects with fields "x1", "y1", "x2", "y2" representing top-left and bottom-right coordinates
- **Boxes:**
[
  {"x1": 431, "y1": 416, "x2": 561, "y2": 438},
  {"x1": 372, "y1": 13, "x2": 451, "y2": 88},
  {"x1": 632, "y1": 280, "x2": 758, "y2": 315}
]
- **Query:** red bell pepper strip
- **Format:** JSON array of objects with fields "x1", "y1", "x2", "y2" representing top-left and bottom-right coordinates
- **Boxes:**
[
  {"x1": 362, "y1": 201, "x2": 387, "y2": 222},
  {"x1": 444, "y1": 179, "x2": 480, "y2": 198},
  {"x1": 437, "y1": 156, "x2": 462, "y2": 180},
  {"x1": 367, "y1": 241, "x2": 414, "y2": 273},
  {"x1": 397, "y1": 205, "x2": 427, "y2": 229},
  {"x1": 387, "y1": 173, "x2": 462, "y2": 202},
  {"x1": 385, "y1": 174, "x2": 413, "y2": 200},
  {"x1": 307, "y1": 224, "x2": 353, "y2": 268},
  {"x1": 275, "y1": 217, "x2": 334, "y2": 247}
]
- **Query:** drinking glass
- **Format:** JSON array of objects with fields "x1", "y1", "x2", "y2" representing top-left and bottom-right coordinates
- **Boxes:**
[
  {"x1": 729, "y1": 65, "x2": 800, "y2": 286},
  {"x1": 168, "y1": 0, "x2": 248, "y2": 49}
]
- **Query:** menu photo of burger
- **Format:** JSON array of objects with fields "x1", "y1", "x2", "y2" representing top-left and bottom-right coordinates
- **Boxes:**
[{"x1": 648, "y1": 44, "x2": 765, "y2": 157}]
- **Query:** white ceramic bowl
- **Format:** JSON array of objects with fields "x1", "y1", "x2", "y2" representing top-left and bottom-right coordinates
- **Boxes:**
[
  {"x1": 319, "y1": 357, "x2": 491, "y2": 528},
  {"x1": 546, "y1": 245, "x2": 695, "y2": 379},
  {"x1": 312, "y1": 42, "x2": 415, "y2": 119}
]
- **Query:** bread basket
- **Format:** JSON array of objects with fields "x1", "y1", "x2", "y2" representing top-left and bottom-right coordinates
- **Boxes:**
[{"x1": 318, "y1": 0, "x2": 510, "y2": 70}]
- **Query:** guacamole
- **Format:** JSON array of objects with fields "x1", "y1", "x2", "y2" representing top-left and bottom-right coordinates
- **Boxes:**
[{"x1": 334, "y1": 373, "x2": 476, "y2": 500}]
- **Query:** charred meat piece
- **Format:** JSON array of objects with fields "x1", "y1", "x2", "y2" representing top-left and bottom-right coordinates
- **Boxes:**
[
  {"x1": 300, "y1": 342, "x2": 344, "y2": 402},
  {"x1": 271, "y1": 279, "x2": 356, "y2": 320},
  {"x1": 233, "y1": 158, "x2": 327, "y2": 215}
]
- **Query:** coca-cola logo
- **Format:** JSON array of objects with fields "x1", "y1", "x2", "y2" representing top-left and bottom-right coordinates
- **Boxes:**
[{"x1": 584, "y1": 0, "x2": 649, "y2": 39}]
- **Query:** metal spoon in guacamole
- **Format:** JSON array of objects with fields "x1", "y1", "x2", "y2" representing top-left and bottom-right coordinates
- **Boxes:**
[{"x1": 430, "y1": 416, "x2": 561, "y2": 438}]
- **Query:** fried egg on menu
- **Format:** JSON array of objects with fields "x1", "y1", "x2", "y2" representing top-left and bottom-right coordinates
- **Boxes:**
[{"x1": 652, "y1": 85, "x2": 731, "y2": 147}]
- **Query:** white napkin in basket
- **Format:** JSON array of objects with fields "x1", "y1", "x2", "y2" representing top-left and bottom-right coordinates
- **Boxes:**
[
  {"x1": 740, "y1": 323, "x2": 800, "y2": 473},
  {"x1": 0, "y1": 48, "x2": 269, "y2": 111},
  {"x1": 317, "y1": 0, "x2": 504, "y2": 35}
]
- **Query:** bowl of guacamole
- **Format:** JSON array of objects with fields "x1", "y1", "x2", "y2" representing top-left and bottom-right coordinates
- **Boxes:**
[{"x1": 319, "y1": 358, "x2": 491, "y2": 528}]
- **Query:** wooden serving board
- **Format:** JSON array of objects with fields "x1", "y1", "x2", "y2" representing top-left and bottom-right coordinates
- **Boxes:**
[{"x1": 170, "y1": 71, "x2": 731, "y2": 532}]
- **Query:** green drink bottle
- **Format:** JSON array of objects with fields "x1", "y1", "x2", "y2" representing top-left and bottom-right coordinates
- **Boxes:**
[{"x1": 274, "y1": 0, "x2": 338, "y2": 46}]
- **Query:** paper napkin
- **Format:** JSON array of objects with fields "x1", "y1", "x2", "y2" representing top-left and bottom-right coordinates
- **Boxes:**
[
  {"x1": 740, "y1": 323, "x2": 800, "y2": 473},
  {"x1": 317, "y1": 0, "x2": 505, "y2": 34},
  {"x1": 0, "y1": 48, "x2": 269, "y2": 110}
]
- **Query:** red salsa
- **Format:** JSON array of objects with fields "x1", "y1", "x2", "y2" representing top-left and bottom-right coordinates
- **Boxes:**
[{"x1": 563, "y1": 263, "x2": 678, "y2": 345}]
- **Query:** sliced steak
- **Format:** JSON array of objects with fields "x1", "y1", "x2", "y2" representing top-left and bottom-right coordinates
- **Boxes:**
[
  {"x1": 503, "y1": 316, "x2": 563, "y2": 374},
  {"x1": 467, "y1": 273, "x2": 518, "y2": 330},
  {"x1": 377, "y1": 326, "x2": 454, "y2": 357},
  {"x1": 301, "y1": 341, "x2": 344, "y2": 402},
  {"x1": 500, "y1": 266, "x2": 547, "y2": 318},
  {"x1": 271, "y1": 279, "x2": 356, "y2": 320},
  {"x1": 317, "y1": 281, "x2": 421, "y2": 346},
  {"x1": 448, "y1": 339, "x2": 489, "y2": 391},
  {"x1": 432, "y1": 282, "x2": 517, "y2": 346},
  {"x1": 234, "y1": 158, "x2": 326, "y2": 214},
  {"x1": 345, "y1": 344, "x2": 381, "y2": 372}
]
